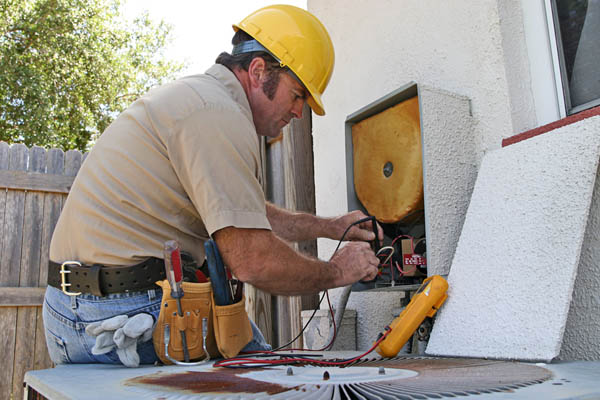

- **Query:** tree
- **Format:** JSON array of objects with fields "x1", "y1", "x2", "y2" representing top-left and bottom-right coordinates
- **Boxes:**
[{"x1": 0, "y1": 0, "x2": 184, "y2": 150}]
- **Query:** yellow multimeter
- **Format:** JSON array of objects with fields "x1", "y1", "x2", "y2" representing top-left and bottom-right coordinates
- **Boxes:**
[{"x1": 376, "y1": 275, "x2": 448, "y2": 358}]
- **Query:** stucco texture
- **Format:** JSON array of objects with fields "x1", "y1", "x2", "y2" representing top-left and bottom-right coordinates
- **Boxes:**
[
  {"x1": 426, "y1": 118, "x2": 600, "y2": 361},
  {"x1": 560, "y1": 158, "x2": 600, "y2": 360}
]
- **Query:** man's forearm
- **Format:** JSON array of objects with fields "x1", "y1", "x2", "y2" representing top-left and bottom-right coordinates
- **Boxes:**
[
  {"x1": 214, "y1": 226, "x2": 340, "y2": 295},
  {"x1": 266, "y1": 203, "x2": 382, "y2": 244},
  {"x1": 266, "y1": 202, "x2": 330, "y2": 242}
]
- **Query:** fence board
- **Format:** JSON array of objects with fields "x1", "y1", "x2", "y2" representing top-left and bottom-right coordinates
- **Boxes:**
[
  {"x1": 0, "y1": 169, "x2": 75, "y2": 193},
  {"x1": 13, "y1": 147, "x2": 47, "y2": 398},
  {"x1": 13, "y1": 308, "x2": 36, "y2": 396},
  {"x1": 0, "y1": 143, "x2": 28, "y2": 400},
  {"x1": 0, "y1": 143, "x2": 8, "y2": 399},
  {"x1": 0, "y1": 309, "x2": 17, "y2": 398},
  {"x1": 245, "y1": 285, "x2": 273, "y2": 345},
  {"x1": 0, "y1": 142, "x2": 9, "y2": 280},
  {"x1": 65, "y1": 149, "x2": 82, "y2": 177},
  {"x1": 35, "y1": 148, "x2": 64, "y2": 374},
  {"x1": 20, "y1": 146, "x2": 46, "y2": 286},
  {"x1": 1, "y1": 144, "x2": 27, "y2": 285},
  {"x1": 0, "y1": 287, "x2": 46, "y2": 306},
  {"x1": 39, "y1": 148, "x2": 65, "y2": 287}
]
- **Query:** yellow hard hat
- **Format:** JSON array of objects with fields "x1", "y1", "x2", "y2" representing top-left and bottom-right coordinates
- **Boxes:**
[{"x1": 233, "y1": 5, "x2": 334, "y2": 116}]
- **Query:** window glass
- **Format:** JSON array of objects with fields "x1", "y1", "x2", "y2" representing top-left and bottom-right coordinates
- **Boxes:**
[{"x1": 554, "y1": 0, "x2": 600, "y2": 113}]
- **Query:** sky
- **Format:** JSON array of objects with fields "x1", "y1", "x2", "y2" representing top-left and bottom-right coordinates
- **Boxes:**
[{"x1": 121, "y1": 0, "x2": 306, "y2": 78}]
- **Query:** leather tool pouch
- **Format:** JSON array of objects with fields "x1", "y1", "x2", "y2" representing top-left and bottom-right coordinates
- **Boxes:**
[
  {"x1": 152, "y1": 280, "x2": 219, "y2": 364},
  {"x1": 152, "y1": 280, "x2": 253, "y2": 363},
  {"x1": 212, "y1": 294, "x2": 253, "y2": 358}
]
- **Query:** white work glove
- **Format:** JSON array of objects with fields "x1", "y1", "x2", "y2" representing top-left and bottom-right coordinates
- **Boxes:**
[{"x1": 85, "y1": 313, "x2": 154, "y2": 367}]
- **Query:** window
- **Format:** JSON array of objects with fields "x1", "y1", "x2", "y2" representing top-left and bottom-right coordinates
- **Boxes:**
[{"x1": 551, "y1": 0, "x2": 600, "y2": 114}]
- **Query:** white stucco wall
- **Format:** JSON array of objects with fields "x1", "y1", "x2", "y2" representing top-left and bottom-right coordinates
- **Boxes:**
[
  {"x1": 308, "y1": 0, "x2": 539, "y2": 349},
  {"x1": 560, "y1": 161, "x2": 600, "y2": 361},
  {"x1": 309, "y1": 0, "x2": 537, "y2": 256}
]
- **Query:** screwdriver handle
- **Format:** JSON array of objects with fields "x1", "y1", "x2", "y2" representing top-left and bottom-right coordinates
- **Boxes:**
[{"x1": 164, "y1": 240, "x2": 183, "y2": 298}]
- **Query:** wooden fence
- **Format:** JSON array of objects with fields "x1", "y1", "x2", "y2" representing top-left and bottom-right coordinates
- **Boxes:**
[{"x1": 0, "y1": 142, "x2": 84, "y2": 400}]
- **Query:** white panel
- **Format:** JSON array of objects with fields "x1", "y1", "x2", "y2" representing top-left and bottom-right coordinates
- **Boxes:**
[
  {"x1": 426, "y1": 117, "x2": 600, "y2": 361},
  {"x1": 420, "y1": 86, "x2": 476, "y2": 276}
]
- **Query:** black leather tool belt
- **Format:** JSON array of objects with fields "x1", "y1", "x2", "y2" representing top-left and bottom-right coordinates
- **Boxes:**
[{"x1": 48, "y1": 258, "x2": 166, "y2": 297}]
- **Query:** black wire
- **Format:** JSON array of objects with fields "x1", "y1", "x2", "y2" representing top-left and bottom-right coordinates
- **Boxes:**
[
  {"x1": 271, "y1": 291, "x2": 326, "y2": 351},
  {"x1": 271, "y1": 216, "x2": 376, "y2": 351}
]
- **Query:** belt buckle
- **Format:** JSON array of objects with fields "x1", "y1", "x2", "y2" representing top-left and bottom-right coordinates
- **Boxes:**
[{"x1": 60, "y1": 261, "x2": 82, "y2": 296}]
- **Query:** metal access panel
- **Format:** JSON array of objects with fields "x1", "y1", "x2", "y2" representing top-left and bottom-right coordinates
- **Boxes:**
[
  {"x1": 346, "y1": 83, "x2": 419, "y2": 221},
  {"x1": 345, "y1": 82, "x2": 476, "y2": 281},
  {"x1": 24, "y1": 356, "x2": 600, "y2": 399}
]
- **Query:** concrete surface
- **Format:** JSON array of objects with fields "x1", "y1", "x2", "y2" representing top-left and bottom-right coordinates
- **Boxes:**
[
  {"x1": 301, "y1": 309, "x2": 356, "y2": 351},
  {"x1": 426, "y1": 118, "x2": 600, "y2": 361}
]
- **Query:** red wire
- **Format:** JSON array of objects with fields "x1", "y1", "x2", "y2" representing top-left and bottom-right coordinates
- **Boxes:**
[
  {"x1": 215, "y1": 233, "x2": 410, "y2": 368},
  {"x1": 213, "y1": 327, "x2": 392, "y2": 369},
  {"x1": 391, "y1": 235, "x2": 414, "y2": 252}
]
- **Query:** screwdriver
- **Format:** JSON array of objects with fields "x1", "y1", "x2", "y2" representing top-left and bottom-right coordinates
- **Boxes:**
[{"x1": 164, "y1": 240, "x2": 190, "y2": 362}]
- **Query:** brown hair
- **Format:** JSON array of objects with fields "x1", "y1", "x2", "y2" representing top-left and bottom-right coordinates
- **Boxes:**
[{"x1": 215, "y1": 30, "x2": 283, "y2": 100}]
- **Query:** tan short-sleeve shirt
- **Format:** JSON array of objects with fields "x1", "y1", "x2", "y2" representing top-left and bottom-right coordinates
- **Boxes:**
[{"x1": 50, "y1": 65, "x2": 270, "y2": 266}]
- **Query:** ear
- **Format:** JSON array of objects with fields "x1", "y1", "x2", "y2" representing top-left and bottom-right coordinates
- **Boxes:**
[{"x1": 247, "y1": 57, "x2": 266, "y2": 88}]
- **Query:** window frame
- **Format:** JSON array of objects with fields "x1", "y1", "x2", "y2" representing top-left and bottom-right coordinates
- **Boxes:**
[{"x1": 547, "y1": 0, "x2": 600, "y2": 115}]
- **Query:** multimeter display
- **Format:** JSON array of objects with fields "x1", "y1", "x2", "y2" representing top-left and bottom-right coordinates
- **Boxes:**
[{"x1": 376, "y1": 275, "x2": 448, "y2": 358}]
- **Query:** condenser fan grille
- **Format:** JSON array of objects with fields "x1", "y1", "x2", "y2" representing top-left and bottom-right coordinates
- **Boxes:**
[{"x1": 125, "y1": 356, "x2": 552, "y2": 399}]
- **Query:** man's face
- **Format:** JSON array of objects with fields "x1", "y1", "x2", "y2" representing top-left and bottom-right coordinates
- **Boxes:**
[{"x1": 250, "y1": 67, "x2": 308, "y2": 138}]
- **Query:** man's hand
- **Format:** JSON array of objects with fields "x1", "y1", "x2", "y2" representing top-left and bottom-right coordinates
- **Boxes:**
[
  {"x1": 329, "y1": 241, "x2": 380, "y2": 286},
  {"x1": 329, "y1": 210, "x2": 384, "y2": 243}
]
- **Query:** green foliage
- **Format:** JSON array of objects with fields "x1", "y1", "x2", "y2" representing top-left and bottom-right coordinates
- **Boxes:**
[{"x1": 0, "y1": 0, "x2": 184, "y2": 150}]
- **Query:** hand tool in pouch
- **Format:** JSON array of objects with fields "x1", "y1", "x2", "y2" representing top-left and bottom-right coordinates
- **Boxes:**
[
  {"x1": 204, "y1": 239, "x2": 253, "y2": 358},
  {"x1": 204, "y1": 239, "x2": 234, "y2": 305},
  {"x1": 163, "y1": 240, "x2": 190, "y2": 362}
]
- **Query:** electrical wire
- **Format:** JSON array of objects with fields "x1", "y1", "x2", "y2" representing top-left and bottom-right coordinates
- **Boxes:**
[
  {"x1": 270, "y1": 291, "x2": 327, "y2": 351},
  {"x1": 268, "y1": 215, "x2": 377, "y2": 352},
  {"x1": 219, "y1": 216, "x2": 381, "y2": 366},
  {"x1": 376, "y1": 246, "x2": 395, "y2": 268},
  {"x1": 270, "y1": 289, "x2": 337, "y2": 352},
  {"x1": 391, "y1": 234, "x2": 414, "y2": 251},
  {"x1": 213, "y1": 326, "x2": 392, "y2": 369}
]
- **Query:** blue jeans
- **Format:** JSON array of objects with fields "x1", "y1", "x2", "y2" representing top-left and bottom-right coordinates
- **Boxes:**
[{"x1": 42, "y1": 285, "x2": 271, "y2": 365}]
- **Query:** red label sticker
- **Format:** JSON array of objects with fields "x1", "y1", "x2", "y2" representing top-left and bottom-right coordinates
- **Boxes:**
[{"x1": 403, "y1": 254, "x2": 427, "y2": 266}]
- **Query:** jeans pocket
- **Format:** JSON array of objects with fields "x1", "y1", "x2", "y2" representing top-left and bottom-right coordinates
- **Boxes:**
[{"x1": 45, "y1": 329, "x2": 70, "y2": 365}]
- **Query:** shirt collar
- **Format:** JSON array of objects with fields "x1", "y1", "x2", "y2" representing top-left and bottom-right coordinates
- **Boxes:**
[{"x1": 205, "y1": 64, "x2": 252, "y2": 120}]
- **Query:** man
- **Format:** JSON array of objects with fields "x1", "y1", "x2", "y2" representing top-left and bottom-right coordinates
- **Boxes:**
[{"x1": 43, "y1": 5, "x2": 381, "y2": 366}]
